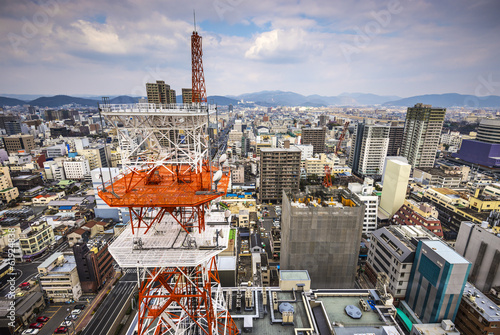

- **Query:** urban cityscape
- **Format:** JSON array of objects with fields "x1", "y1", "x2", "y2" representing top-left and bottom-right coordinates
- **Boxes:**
[{"x1": 1, "y1": 1, "x2": 500, "y2": 335}]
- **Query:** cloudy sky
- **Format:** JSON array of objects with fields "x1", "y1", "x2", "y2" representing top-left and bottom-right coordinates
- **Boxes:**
[{"x1": 1, "y1": 0, "x2": 499, "y2": 98}]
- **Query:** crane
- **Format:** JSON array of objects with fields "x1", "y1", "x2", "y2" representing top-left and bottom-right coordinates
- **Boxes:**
[{"x1": 335, "y1": 121, "x2": 350, "y2": 155}]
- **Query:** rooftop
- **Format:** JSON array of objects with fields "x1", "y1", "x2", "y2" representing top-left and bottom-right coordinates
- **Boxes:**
[
  {"x1": 463, "y1": 282, "x2": 500, "y2": 322},
  {"x1": 421, "y1": 240, "x2": 470, "y2": 264}
]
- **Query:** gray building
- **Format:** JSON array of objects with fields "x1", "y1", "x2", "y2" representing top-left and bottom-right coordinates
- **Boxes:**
[
  {"x1": 301, "y1": 127, "x2": 326, "y2": 155},
  {"x1": 455, "y1": 221, "x2": 500, "y2": 292},
  {"x1": 281, "y1": 187, "x2": 365, "y2": 289},
  {"x1": 259, "y1": 147, "x2": 301, "y2": 204},
  {"x1": 348, "y1": 123, "x2": 390, "y2": 176},
  {"x1": 366, "y1": 225, "x2": 438, "y2": 301},
  {"x1": 406, "y1": 240, "x2": 470, "y2": 323}
]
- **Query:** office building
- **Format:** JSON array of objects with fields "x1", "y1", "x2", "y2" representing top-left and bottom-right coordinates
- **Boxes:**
[
  {"x1": 63, "y1": 157, "x2": 91, "y2": 180},
  {"x1": 456, "y1": 118, "x2": 500, "y2": 168},
  {"x1": 348, "y1": 124, "x2": 390, "y2": 176},
  {"x1": 388, "y1": 125, "x2": 405, "y2": 156},
  {"x1": 391, "y1": 199, "x2": 444, "y2": 238},
  {"x1": 380, "y1": 159, "x2": 411, "y2": 216},
  {"x1": 348, "y1": 177, "x2": 379, "y2": 234},
  {"x1": 146, "y1": 80, "x2": 176, "y2": 104},
  {"x1": 401, "y1": 103, "x2": 446, "y2": 168},
  {"x1": 73, "y1": 241, "x2": 114, "y2": 293},
  {"x1": 301, "y1": 127, "x2": 326, "y2": 155},
  {"x1": 259, "y1": 148, "x2": 301, "y2": 204},
  {"x1": 38, "y1": 253, "x2": 82, "y2": 302},
  {"x1": 182, "y1": 88, "x2": 193, "y2": 104},
  {"x1": 2, "y1": 134, "x2": 35, "y2": 154},
  {"x1": 366, "y1": 225, "x2": 438, "y2": 301},
  {"x1": 78, "y1": 145, "x2": 110, "y2": 169},
  {"x1": 455, "y1": 282, "x2": 500, "y2": 335},
  {"x1": 0, "y1": 167, "x2": 18, "y2": 203},
  {"x1": 406, "y1": 240, "x2": 470, "y2": 323},
  {"x1": 281, "y1": 188, "x2": 365, "y2": 289},
  {"x1": 4, "y1": 120, "x2": 22, "y2": 135},
  {"x1": 19, "y1": 221, "x2": 55, "y2": 259},
  {"x1": 455, "y1": 221, "x2": 500, "y2": 292}
]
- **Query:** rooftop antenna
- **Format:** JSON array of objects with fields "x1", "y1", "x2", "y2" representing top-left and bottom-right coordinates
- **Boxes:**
[{"x1": 193, "y1": 10, "x2": 197, "y2": 32}]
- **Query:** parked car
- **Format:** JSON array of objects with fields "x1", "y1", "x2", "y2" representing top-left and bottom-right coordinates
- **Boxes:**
[
  {"x1": 54, "y1": 326, "x2": 68, "y2": 334},
  {"x1": 60, "y1": 321, "x2": 72, "y2": 327},
  {"x1": 29, "y1": 323, "x2": 43, "y2": 329},
  {"x1": 22, "y1": 329, "x2": 39, "y2": 335},
  {"x1": 36, "y1": 316, "x2": 49, "y2": 323},
  {"x1": 19, "y1": 282, "x2": 30, "y2": 290},
  {"x1": 74, "y1": 304, "x2": 85, "y2": 310},
  {"x1": 71, "y1": 309, "x2": 81, "y2": 315},
  {"x1": 65, "y1": 314, "x2": 78, "y2": 321}
]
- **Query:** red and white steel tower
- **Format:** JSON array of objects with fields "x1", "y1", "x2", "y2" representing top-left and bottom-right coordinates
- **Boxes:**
[{"x1": 98, "y1": 29, "x2": 238, "y2": 335}]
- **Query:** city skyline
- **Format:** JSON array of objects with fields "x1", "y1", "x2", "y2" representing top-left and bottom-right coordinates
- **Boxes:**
[{"x1": 1, "y1": 0, "x2": 499, "y2": 98}]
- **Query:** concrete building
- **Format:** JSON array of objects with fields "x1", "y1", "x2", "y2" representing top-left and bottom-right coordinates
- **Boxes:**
[
  {"x1": 456, "y1": 118, "x2": 500, "y2": 168},
  {"x1": 38, "y1": 253, "x2": 82, "y2": 302},
  {"x1": 259, "y1": 148, "x2": 301, "y2": 204},
  {"x1": 455, "y1": 221, "x2": 500, "y2": 292},
  {"x1": 43, "y1": 159, "x2": 66, "y2": 180},
  {"x1": 281, "y1": 188, "x2": 365, "y2": 289},
  {"x1": 391, "y1": 199, "x2": 444, "y2": 238},
  {"x1": 231, "y1": 165, "x2": 245, "y2": 184},
  {"x1": 413, "y1": 167, "x2": 463, "y2": 188},
  {"x1": 181, "y1": 88, "x2": 192, "y2": 104},
  {"x1": 401, "y1": 103, "x2": 446, "y2": 169},
  {"x1": 146, "y1": 80, "x2": 176, "y2": 104},
  {"x1": 380, "y1": 159, "x2": 411, "y2": 216},
  {"x1": 73, "y1": 240, "x2": 114, "y2": 293},
  {"x1": 348, "y1": 177, "x2": 378, "y2": 234},
  {"x1": 301, "y1": 127, "x2": 326, "y2": 155},
  {"x1": 455, "y1": 282, "x2": 500, "y2": 335},
  {"x1": 0, "y1": 167, "x2": 18, "y2": 203},
  {"x1": 63, "y1": 156, "x2": 91, "y2": 180},
  {"x1": 349, "y1": 124, "x2": 390, "y2": 176},
  {"x1": 45, "y1": 144, "x2": 67, "y2": 158},
  {"x1": 406, "y1": 240, "x2": 470, "y2": 323},
  {"x1": 304, "y1": 153, "x2": 340, "y2": 177},
  {"x1": 19, "y1": 221, "x2": 55, "y2": 260},
  {"x1": 292, "y1": 144, "x2": 314, "y2": 161},
  {"x1": 388, "y1": 125, "x2": 405, "y2": 156},
  {"x1": 2, "y1": 134, "x2": 35, "y2": 154},
  {"x1": 78, "y1": 145, "x2": 110, "y2": 170},
  {"x1": 366, "y1": 225, "x2": 438, "y2": 301},
  {"x1": 92, "y1": 167, "x2": 127, "y2": 222}
]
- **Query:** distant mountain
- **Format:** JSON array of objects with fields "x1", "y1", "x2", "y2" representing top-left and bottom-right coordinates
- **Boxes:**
[
  {"x1": 383, "y1": 93, "x2": 500, "y2": 108},
  {"x1": 29, "y1": 95, "x2": 99, "y2": 107},
  {"x1": 207, "y1": 96, "x2": 239, "y2": 106},
  {"x1": 0, "y1": 96, "x2": 27, "y2": 107},
  {"x1": 339, "y1": 92, "x2": 401, "y2": 105}
]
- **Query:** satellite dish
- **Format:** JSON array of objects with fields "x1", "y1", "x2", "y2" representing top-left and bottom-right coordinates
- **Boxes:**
[
  {"x1": 224, "y1": 210, "x2": 231, "y2": 218},
  {"x1": 213, "y1": 170, "x2": 223, "y2": 182},
  {"x1": 219, "y1": 154, "x2": 227, "y2": 164}
]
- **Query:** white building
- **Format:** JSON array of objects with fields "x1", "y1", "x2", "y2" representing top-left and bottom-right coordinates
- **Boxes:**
[
  {"x1": 44, "y1": 160, "x2": 66, "y2": 180},
  {"x1": 349, "y1": 124, "x2": 390, "y2": 176},
  {"x1": 292, "y1": 144, "x2": 314, "y2": 161},
  {"x1": 348, "y1": 177, "x2": 378, "y2": 234},
  {"x1": 63, "y1": 157, "x2": 91, "y2": 180},
  {"x1": 46, "y1": 144, "x2": 67, "y2": 158}
]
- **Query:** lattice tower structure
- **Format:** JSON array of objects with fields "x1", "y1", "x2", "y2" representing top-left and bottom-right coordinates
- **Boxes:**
[
  {"x1": 98, "y1": 102, "x2": 238, "y2": 335},
  {"x1": 191, "y1": 31, "x2": 207, "y2": 103}
]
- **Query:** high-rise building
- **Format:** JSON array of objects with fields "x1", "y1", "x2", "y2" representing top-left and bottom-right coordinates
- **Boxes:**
[
  {"x1": 379, "y1": 159, "x2": 411, "y2": 216},
  {"x1": 455, "y1": 221, "x2": 500, "y2": 292},
  {"x1": 301, "y1": 127, "x2": 326, "y2": 155},
  {"x1": 406, "y1": 240, "x2": 470, "y2": 323},
  {"x1": 365, "y1": 225, "x2": 438, "y2": 301},
  {"x1": 2, "y1": 134, "x2": 35, "y2": 154},
  {"x1": 401, "y1": 103, "x2": 446, "y2": 168},
  {"x1": 146, "y1": 80, "x2": 176, "y2": 104},
  {"x1": 259, "y1": 148, "x2": 301, "y2": 204},
  {"x1": 348, "y1": 124, "x2": 390, "y2": 176},
  {"x1": 388, "y1": 125, "x2": 404, "y2": 156},
  {"x1": 281, "y1": 188, "x2": 365, "y2": 289},
  {"x1": 319, "y1": 114, "x2": 328, "y2": 127},
  {"x1": 348, "y1": 177, "x2": 378, "y2": 234},
  {"x1": 456, "y1": 118, "x2": 500, "y2": 168},
  {"x1": 73, "y1": 241, "x2": 114, "y2": 293},
  {"x1": 182, "y1": 88, "x2": 193, "y2": 104},
  {"x1": 4, "y1": 120, "x2": 22, "y2": 135}
]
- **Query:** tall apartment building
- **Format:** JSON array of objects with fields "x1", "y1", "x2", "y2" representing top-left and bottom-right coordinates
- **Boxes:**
[
  {"x1": 78, "y1": 145, "x2": 110, "y2": 170},
  {"x1": 388, "y1": 125, "x2": 404, "y2": 156},
  {"x1": 401, "y1": 103, "x2": 446, "y2": 168},
  {"x1": 259, "y1": 148, "x2": 301, "y2": 204},
  {"x1": 73, "y1": 241, "x2": 114, "y2": 293},
  {"x1": 182, "y1": 88, "x2": 193, "y2": 104},
  {"x1": 366, "y1": 225, "x2": 438, "y2": 301},
  {"x1": 406, "y1": 240, "x2": 470, "y2": 323},
  {"x1": 380, "y1": 159, "x2": 411, "y2": 216},
  {"x1": 348, "y1": 177, "x2": 378, "y2": 234},
  {"x1": 348, "y1": 124, "x2": 390, "y2": 176},
  {"x1": 455, "y1": 221, "x2": 500, "y2": 292},
  {"x1": 4, "y1": 120, "x2": 22, "y2": 135},
  {"x1": 2, "y1": 135, "x2": 35, "y2": 154},
  {"x1": 281, "y1": 188, "x2": 365, "y2": 289},
  {"x1": 146, "y1": 80, "x2": 176, "y2": 104},
  {"x1": 301, "y1": 127, "x2": 326, "y2": 155},
  {"x1": 0, "y1": 167, "x2": 18, "y2": 203}
]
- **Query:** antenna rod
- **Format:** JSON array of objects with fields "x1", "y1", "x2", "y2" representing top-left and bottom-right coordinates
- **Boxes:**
[{"x1": 193, "y1": 10, "x2": 196, "y2": 32}]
